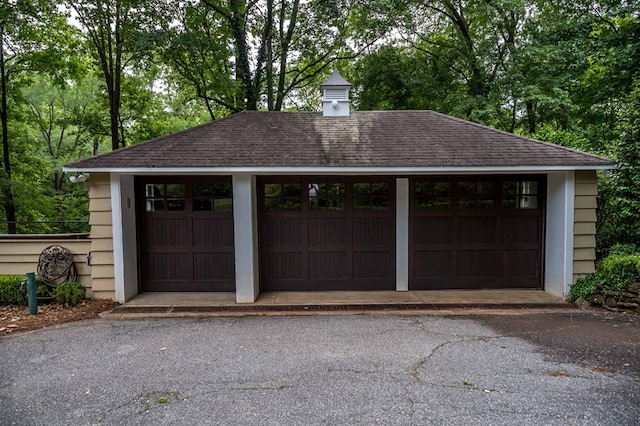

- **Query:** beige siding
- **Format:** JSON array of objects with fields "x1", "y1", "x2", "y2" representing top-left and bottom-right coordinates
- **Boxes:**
[
  {"x1": 88, "y1": 173, "x2": 116, "y2": 299},
  {"x1": 573, "y1": 171, "x2": 598, "y2": 281},
  {"x1": 574, "y1": 247, "x2": 596, "y2": 261},
  {"x1": 89, "y1": 211, "x2": 113, "y2": 226},
  {"x1": 0, "y1": 237, "x2": 92, "y2": 296}
]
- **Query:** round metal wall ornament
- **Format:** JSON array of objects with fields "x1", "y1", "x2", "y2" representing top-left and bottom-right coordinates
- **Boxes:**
[{"x1": 37, "y1": 245, "x2": 78, "y2": 291}]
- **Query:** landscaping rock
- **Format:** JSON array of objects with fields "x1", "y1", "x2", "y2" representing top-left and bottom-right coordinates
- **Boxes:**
[{"x1": 586, "y1": 282, "x2": 640, "y2": 314}]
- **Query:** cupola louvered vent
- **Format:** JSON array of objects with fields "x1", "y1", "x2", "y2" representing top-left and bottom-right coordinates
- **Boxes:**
[
  {"x1": 320, "y1": 69, "x2": 352, "y2": 117},
  {"x1": 325, "y1": 89, "x2": 347, "y2": 101}
]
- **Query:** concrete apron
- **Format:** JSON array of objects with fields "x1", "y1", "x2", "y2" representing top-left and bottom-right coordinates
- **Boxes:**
[{"x1": 104, "y1": 290, "x2": 578, "y2": 318}]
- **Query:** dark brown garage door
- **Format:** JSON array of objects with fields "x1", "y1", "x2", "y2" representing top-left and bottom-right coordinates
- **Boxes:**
[
  {"x1": 410, "y1": 176, "x2": 545, "y2": 290},
  {"x1": 137, "y1": 177, "x2": 235, "y2": 292},
  {"x1": 259, "y1": 177, "x2": 395, "y2": 291}
]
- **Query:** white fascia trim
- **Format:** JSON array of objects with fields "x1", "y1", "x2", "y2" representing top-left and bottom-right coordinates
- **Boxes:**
[
  {"x1": 110, "y1": 175, "x2": 125, "y2": 303},
  {"x1": 63, "y1": 165, "x2": 615, "y2": 175}
]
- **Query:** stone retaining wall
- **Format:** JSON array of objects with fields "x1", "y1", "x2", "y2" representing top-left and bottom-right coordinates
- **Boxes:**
[{"x1": 587, "y1": 283, "x2": 640, "y2": 314}]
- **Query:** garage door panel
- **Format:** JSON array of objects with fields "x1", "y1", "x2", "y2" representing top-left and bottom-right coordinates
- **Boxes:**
[
  {"x1": 414, "y1": 251, "x2": 452, "y2": 278},
  {"x1": 309, "y1": 252, "x2": 348, "y2": 279},
  {"x1": 309, "y1": 217, "x2": 349, "y2": 246},
  {"x1": 266, "y1": 252, "x2": 304, "y2": 279},
  {"x1": 144, "y1": 253, "x2": 187, "y2": 280},
  {"x1": 457, "y1": 250, "x2": 496, "y2": 277},
  {"x1": 458, "y1": 217, "x2": 495, "y2": 244},
  {"x1": 353, "y1": 217, "x2": 393, "y2": 245},
  {"x1": 501, "y1": 216, "x2": 539, "y2": 243},
  {"x1": 193, "y1": 218, "x2": 234, "y2": 246},
  {"x1": 353, "y1": 251, "x2": 394, "y2": 279},
  {"x1": 502, "y1": 250, "x2": 538, "y2": 277},
  {"x1": 264, "y1": 218, "x2": 305, "y2": 246},
  {"x1": 414, "y1": 217, "x2": 452, "y2": 244},
  {"x1": 193, "y1": 253, "x2": 235, "y2": 280},
  {"x1": 145, "y1": 218, "x2": 187, "y2": 246}
]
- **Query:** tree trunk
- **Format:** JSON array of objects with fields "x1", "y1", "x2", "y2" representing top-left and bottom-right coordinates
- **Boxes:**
[
  {"x1": 265, "y1": 0, "x2": 274, "y2": 111},
  {"x1": 275, "y1": 0, "x2": 299, "y2": 111},
  {"x1": 228, "y1": 1, "x2": 256, "y2": 110},
  {"x1": 526, "y1": 100, "x2": 536, "y2": 134}
]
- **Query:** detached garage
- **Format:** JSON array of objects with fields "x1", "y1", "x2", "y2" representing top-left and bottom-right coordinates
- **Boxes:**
[{"x1": 64, "y1": 70, "x2": 613, "y2": 303}]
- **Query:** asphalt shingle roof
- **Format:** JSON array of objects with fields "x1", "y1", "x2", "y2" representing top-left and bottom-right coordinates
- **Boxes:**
[{"x1": 66, "y1": 110, "x2": 613, "y2": 170}]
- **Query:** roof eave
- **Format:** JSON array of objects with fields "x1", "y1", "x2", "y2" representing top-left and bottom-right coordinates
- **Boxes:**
[{"x1": 63, "y1": 164, "x2": 616, "y2": 175}]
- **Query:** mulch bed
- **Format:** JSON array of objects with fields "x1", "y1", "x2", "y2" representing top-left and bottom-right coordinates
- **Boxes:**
[{"x1": 0, "y1": 299, "x2": 119, "y2": 336}]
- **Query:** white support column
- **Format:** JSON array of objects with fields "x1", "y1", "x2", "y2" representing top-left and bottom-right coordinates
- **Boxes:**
[
  {"x1": 110, "y1": 174, "x2": 138, "y2": 303},
  {"x1": 232, "y1": 174, "x2": 259, "y2": 303},
  {"x1": 544, "y1": 172, "x2": 575, "y2": 298},
  {"x1": 396, "y1": 178, "x2": 409, "y2": 291}
]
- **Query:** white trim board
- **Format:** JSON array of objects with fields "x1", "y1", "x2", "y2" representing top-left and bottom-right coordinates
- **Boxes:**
[{"x1": 64, "y1": 165, "x2": 614, "y2": 175}]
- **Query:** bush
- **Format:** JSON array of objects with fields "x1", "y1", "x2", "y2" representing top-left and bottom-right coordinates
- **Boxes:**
[
  {"x1": 0, "y1": 275, "x2": 49, "y2": 305},
  {"x1": 52, "y1": 281, "x2": 86, "y2": 306},
  {"x1": 569, "y1": 245, "x2": 640, "y2": 301},
  {"x1": 598, "y1": 253, "x2": 640, "y2": 291},
  {"x1": 0, "y1": 275, "x2": 28, "y2": 305}
]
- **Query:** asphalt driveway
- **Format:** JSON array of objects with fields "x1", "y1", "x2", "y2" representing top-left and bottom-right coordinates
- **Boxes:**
[{"x1": 1, "y1": 311, "x2": 639, "y2": 425}]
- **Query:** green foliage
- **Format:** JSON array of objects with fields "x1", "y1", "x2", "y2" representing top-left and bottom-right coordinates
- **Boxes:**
[
  {"x1": 569, "y1": 273, "x2": 601, "y2": 302},
  {"x1": 598, "y1": 253, "x2": 640, "y2": 291},
  {"x1": 0, "y1": 276, "x2": 28, "y2": 305},
  {"x1": 0, "y1": 275, "x2": 46, "y2": 305},
  {"x1": 52, "y1": 281, "x2": 87, "y2": 306},
  {"x1": 569, "y1": 245, "x2": 640, "y2": 301},
  {"x1": 596, "y1": 79, "x2": 640, "y2": 254}
]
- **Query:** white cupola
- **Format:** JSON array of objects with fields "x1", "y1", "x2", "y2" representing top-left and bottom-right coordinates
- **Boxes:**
[{"x1": 320, "y1": 68, "x2": 352, "y2": 117}]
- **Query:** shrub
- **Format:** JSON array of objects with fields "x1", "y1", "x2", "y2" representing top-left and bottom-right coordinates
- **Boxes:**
[
  {"x1": 52, "y1": 281, "x2": 86, "y2": 306},
  {"x1": 608, "y1": 243, "x2": 640, "y2": 257},
  {"x1": 598, "y1": 253, "x2": 640, "y2": 291},
  {"x1": 0, "y1": 275, "x2": 50, "y2": 305},
  {"x1": 569, "y1": 245, "x2": 640, "y2": 301},
  {"x1": 0, "y1": 275, "x2": 28, "y2": 305}
]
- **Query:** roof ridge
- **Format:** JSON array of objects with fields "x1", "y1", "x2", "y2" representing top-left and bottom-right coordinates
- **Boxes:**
[{"x1": 424, "y1": 109, "x2": 612, "y2": 162}]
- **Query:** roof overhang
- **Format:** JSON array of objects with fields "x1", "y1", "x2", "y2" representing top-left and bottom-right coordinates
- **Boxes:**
[{"x1": 63, "y1": 165, "x2": 616, "y2": 175}]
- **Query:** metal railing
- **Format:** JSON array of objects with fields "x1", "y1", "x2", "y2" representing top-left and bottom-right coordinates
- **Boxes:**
[{"x1": 1, "y1": 220, "x2": 90, "y2": 235}]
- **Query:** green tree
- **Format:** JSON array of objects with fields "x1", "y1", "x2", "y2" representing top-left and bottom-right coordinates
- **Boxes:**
[
  {"x1": 598, "y1": 80, "x2": 640, "y2": 252},
  {"x1": 67, "y1": 0, "x2": 155, "y2": 150},
  {"x1": 153, "y1": 0, "x2": 400, "y2": 114},
  {"x1": 0, "y1": 0, "x2": 73, "y2": 233},
  {"x1": 21, "y1": 76, "x2": 98, "y2": 225}
]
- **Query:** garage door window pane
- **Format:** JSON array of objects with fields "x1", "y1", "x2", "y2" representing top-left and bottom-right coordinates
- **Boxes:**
[
  {"x1": 193, "y1": 184, "x2": 233, "y2": 212},
  {"x1": 166, "y1": 184, "x2": 186, "y2": 211},
  {"x1": 311, "y1": 183, "x2": 345, "y2": 211},
  {"x1": 415, "y1": 182, "x2": 451, "y2": 209},
  {"x1": 264, "y1": 183, "x2": 301, "y2": 211},
  {"x1": 145, "y1": 184, "x2": 165, "y2": 211},
  {"x1": 193, "y1": 184, "x2": 212, "y2": 211},
  {"x1": 503, "y1": 181, "x2": 538, "y2": 209},
  {"x1": 459, "y1": 182, "x2": 495, "y2": 209},
  {"x1": 353, "y1": 182, "x2": 389, "y2": 210}
]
